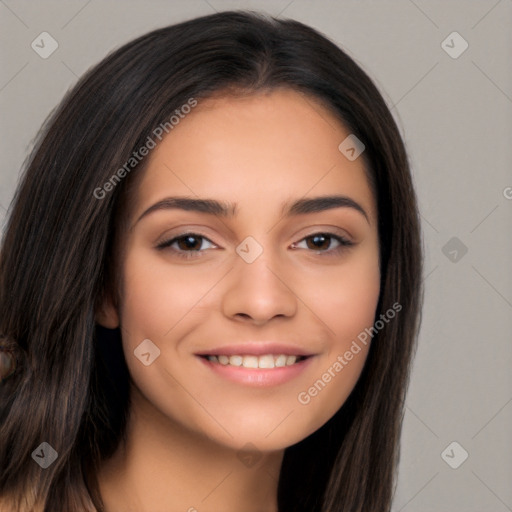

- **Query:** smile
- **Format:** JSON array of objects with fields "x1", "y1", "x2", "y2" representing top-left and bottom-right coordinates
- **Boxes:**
[
  {"x1": 197, "y1": 353, "x2": 315, "y2": 387},
  {"x1": 200, "y1": 354, "x2": 309, "y2": 369}
]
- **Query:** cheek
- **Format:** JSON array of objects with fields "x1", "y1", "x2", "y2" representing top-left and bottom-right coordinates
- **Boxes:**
[
  {"x1": 119, "y1": 248, "x2": 216, "y2": 340},
  {"x1": 291, "y1": 250, "x2": 380, "y2": 431},
  {"x1": 297, "y1": 247, "x2": 381, "y2": 350},
  {"x1": 116, "y1": 249, "x2": 222, "y2": 438},
  {"x1": 328, "y1": 262, "x2": 381, "y2": 353}
]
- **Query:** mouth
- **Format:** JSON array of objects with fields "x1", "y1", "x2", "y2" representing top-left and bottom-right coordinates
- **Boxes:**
[
  {"x1": 194, "y1": 342, "x2": 317, "y2": 386},
  {"x1": 198, "y1": 353, "x2": 311, "y2": 369},
  {"x1": 196, "y1": 351, "x2": 315, "y2": 387}
]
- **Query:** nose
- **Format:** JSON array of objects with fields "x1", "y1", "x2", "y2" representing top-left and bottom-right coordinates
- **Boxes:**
[{"x1": 221, "y1": 251, "x2": 298, "y2": 326}]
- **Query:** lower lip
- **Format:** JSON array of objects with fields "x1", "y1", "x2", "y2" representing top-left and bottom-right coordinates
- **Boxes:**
[{"x1": 196, "y1": 356, "x2": 315, "y2": 387}]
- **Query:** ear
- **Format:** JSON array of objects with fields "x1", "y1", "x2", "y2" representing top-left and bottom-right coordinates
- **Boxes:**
[{"x1": 95, "y1": 291, "x2": 120, "y2": 329}]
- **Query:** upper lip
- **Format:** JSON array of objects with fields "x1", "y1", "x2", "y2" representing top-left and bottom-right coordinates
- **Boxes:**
[{"x1": 195, "y1": 342, "x2": 315, "y2": 357}]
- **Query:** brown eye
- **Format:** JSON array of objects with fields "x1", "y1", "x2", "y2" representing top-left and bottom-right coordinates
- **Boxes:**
[
  {"x1": 175, "y1": 235, "x2": 204, "y2": 251},
  {"x1": 156, "y1": 233, "x2": 217, "y2": 259},
  {"x1": 305, "y1": 234, "x2": 331, "y2": 251},
  {"x1": 292, "y1": 232, "x2": 354, "y2": 255}
]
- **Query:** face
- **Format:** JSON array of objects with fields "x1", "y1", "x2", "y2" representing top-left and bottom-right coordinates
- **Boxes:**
[{"x1": 99, "y1": 88, "x2": 380, "y2": 452}]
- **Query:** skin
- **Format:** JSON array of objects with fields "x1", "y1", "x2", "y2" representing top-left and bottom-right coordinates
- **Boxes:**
[{"x1": 96, "y1": 87, "x2": 380, "y2": 512}]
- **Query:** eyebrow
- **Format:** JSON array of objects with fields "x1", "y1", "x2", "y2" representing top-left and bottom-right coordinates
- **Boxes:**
[{"x1": 133, "y1": 194, "x2": 370, "y2": 227}]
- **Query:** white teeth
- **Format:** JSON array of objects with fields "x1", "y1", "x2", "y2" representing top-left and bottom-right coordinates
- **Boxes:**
[
  {"x1": 242, "y1": 356, "x2": 259, "y2": 368},
  {"x1": 258, "y1": 355, "x2": 275, "y2": 369},
  {"x1": 204, "y1": 354, "x2": 304, "y2": 368},
  {"x1": 229, "y1": 355, "x2": 243, "y2": 367},
  {"x1": 286, "y1": 355, "x2": 297, "y2": 366},
  {"x1": 275, "y1": 355, "x2": 287, "y2": 367}
]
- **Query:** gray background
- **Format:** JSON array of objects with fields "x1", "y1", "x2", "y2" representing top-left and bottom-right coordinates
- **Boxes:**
[{"x1": 1, "y1": 1, "x2": 511, "y2": 510}]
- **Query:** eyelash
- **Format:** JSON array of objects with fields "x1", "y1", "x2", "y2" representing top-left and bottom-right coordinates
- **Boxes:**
[{"x1": 156, "y1": 232, "x2": 354, "y2": 260}]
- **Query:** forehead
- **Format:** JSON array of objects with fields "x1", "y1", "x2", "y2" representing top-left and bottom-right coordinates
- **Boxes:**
[{"x1": 131, "y1": 88, "x2": 376, "y2": 223}]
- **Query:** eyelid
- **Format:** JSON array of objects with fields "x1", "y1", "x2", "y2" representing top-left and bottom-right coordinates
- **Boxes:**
[
  {"x1": 292, "y1": 224, "x2": 354, "y2": 242},
  {"x1": 290, "y1": 233, "x2": 354, "y2": 256},
  {"x1": 154, "y1": 224, "x2": 221, "y2": 246},
  {"x1": 155, "y1": 231, "x2": 218, "y2": 251}
]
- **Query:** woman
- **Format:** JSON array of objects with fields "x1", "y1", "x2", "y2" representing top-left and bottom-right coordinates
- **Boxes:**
[{"x1": 0, "y1": 10, "x2": 423, "y2": 512}]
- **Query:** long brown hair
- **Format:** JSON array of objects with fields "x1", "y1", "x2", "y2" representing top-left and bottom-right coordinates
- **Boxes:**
[{"x1": 0, "y1": 10, "x2": 423, "y2": 511}]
